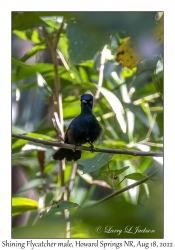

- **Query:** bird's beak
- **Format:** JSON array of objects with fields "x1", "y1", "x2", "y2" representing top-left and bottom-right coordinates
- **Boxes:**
[{"x1": 82, "y1": 100, "x2": 87, "y2": 104}]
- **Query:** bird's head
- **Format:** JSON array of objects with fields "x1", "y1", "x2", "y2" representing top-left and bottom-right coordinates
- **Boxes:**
[{"x1": 80, "y1": 94, "x2": 93, "y2": 111}]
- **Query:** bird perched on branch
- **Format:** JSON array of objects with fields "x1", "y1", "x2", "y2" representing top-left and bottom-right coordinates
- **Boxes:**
[{"x1": 52, "y1": 94, "x2": 102, "y2": 161}]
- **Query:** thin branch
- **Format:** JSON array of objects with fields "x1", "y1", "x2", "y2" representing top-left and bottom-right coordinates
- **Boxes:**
[
  {"x1": 53, "y1": 112, "x2": 64, "y2": 141},
  {"x1": 42, "y1": 24, "x2": 64, "y2": 133},
  {"x1": 67, "y1": 163, "x2": 78, "y2": 201},
  {"x1": 51, "y1": 47, "x2": 63, "y2": 129},
  {"x1": 52, "y1": 118, "x2": 63, "y2": 141},
  {"x1": 53, "y1": 21, "x2": 65, "y2": 50},
  {"x1": 43, "y1": 21, "x2": 68, "y2": 237},
  {"x1": 12, "y1": 133, "x2": 163, "y2": 157},
  {"x1": 133, "y1": 93, "x2": 160, "y2": 105},
  {"x1": 63, "y1": 189, "x2": 70, "y2": 238},
  {"x1": 42, "y1": 23, "x2": 65, "y2": 186},
  {"x1": 145, "y1": 113, "x2": 157, "y2": 139},
  {"x1": 42, "y1": 27, "x2": 53, "y2": 49},
  {"x1": 88, "y1": 168, "x2": 160, "y2": 208}
]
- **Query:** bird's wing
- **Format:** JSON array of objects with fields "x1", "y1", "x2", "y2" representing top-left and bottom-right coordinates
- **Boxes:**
[
  {"x1": 64, "y1": 129, "x2": 69, "y2": 143},
  {"x1": 64, "y1": 116, "x2": 78, "y2": 143}
]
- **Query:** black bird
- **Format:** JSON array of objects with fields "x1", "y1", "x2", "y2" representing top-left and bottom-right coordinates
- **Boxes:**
[{"x1": 52, "y1": 94, "x2": 102, "y2": 161}]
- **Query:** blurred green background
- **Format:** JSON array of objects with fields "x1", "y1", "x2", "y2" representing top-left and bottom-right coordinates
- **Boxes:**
[{"x1": 12, "y1": 11, "x2": 163, "y2": 238}]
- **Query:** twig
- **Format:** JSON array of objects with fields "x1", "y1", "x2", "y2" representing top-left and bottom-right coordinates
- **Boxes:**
[
  {"x1": 53, "y1": 21, "x2": 65, "y2": 50},
  {"x1": 67, "y1": 163, "x2": 78, "y2": 200},
  {"x1": 12, "y1": 133, "x2": 163, "y2": 157},
  {"x1": 63, "y1": 188, "x2": 70, "y2": 238},
  {"x1": 133, "y1": 93, "x2": 160, "y2": 105},
  {"x1": 145, "y1": 113, "x2": 157, "y2": 139},
  {"x1": 42, "y1": 24, "x2": 64, "y2": 133},
  {"x1": 87, "y1": 168, "x2": 160, "y2": 208},
  {"x1": 52, "y1": 118, "x2": 63, "y2": 141},
  {"x1": 53, "y1": 112, "x2": 64, "y2": 141}
]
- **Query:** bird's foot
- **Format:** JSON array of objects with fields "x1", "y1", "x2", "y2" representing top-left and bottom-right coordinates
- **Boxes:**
[
  {"x1": 89, "y1": 142, "x2": 94, "y2": 153},
  {"x1": 73, "y1": 145, "x2": 76, "y2": 152}
]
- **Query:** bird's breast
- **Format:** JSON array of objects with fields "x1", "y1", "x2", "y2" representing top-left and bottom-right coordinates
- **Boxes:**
[{"x1": 67, "y1": 114, "x2": 101, "y2": 145}]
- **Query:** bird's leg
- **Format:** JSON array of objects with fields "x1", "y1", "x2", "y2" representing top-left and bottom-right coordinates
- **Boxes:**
[
  {"x1": 89, "y1": 142, "x2": 94, "y2": 153},
  {"x1": 73, "y1": 144, "x2": 77, "y2": 152}
]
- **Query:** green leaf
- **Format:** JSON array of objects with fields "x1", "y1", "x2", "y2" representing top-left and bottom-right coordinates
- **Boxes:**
[
  {"x1": 136, "y1": 55, "x2": 160, "y2": 75},
  {"x1": 26, "y1": 133, "x2": 55, "y2": 141},
  {"x1": 120, "y1": 67, "x2": 137, "y2": 79},
  {"x1": 12, "y1": 63, "x2": 72, "y2": 83},
  {"x1": 48, "y1": 201, "x2": 79, "y2": 215},
  {"x1": 63, "y1": 100, "x2": 80, "y2": 119},
  {"x1": 79, "y1": 66, "x2": 89, "y2": 82},
  {"x1": 71, "y1": 233, "x2": 90, "y2": 238},
  {"x1": 78, "y1": 153, "x2": 114, "y2": 174},
  {"x1": 66, "y1": 12, "x2": 156, "y2": 65},
  {"x1": 58, "y1": 34, "x2": 69, "y2": 61},
  {"x1": 12, "y1": 197, "x2": 38, "y2": 216},
  {"x1": 12, "y1": 63, "x2": 52, "y2": 82},
  {"x1": 124, "y1": 103, "x2": 159, "y2": 135},
  {"x1": 12, "y1": 139, "x2": 28, "y2": 150},
  {"x1": 12, "y1": 82, "x2": 37, "y2": 91},
  {"x1": 18, "y1": 179, "x2": 46, "y2": 193},
  {"x1": 12, "y1": 126, "x2": 26, "y2": 134},
  {"x1": 57, "y1": 200, "x2": 79, "y2": 210},
  {"x1": 20, "y1": 45, "x2": 46, "y2": 62},
  {"x1": 12, "y1": 57, "x2": 32, "y2": 68},
  {"x1": 12, "y1": 12, "x2": 49, "y2": 30},
  {"x1": 13, "y1": 29, "x2": 41, "y2": 43},
  {"x1": 13, "y1": 30, "x2": 29, "y2": 40},
  {"x1": 79, "y1": 60, "x2": 94, "y2": 68},
  {"x1": 12, "y1": 133, "x2": 55, "y2": 151},
  {"x1": 125, "y1": 173, "x2": 147, "y2": 181},
  {"x1": 43, "y1": 162, "x2": 56, "y2": 174},
  {"x1": 43, "y1": 19, "x2": 60, "y2": 29},
  {"x1": 99, "y1": 87, "x2": 126, "y2": 133},
  {"x1": 112, "y1": 154, "x2": 138, "y2": 161},
  {"x1": 12, "y1": 155, "x2": 39, "y2": 168},
  {"x1": 125, "y1": 103, "x2": 150, "y2": 128},
  {"x1": 137, "y1": 157, "x2": 153, "y2": 172},
  {"x1": 153, "y1": 61, "x2": 163, "y2": 98},
  {"x1": 103, "y1": 166, "x2": 130, "y2": 176},
  {"x1": 67, "y1": 20, "x2": 109, "y2": 65}
]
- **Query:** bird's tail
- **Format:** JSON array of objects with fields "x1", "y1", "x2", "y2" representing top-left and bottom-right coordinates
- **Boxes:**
[{"x1": 52, "y1": 148, "x2": 81, "y2": 161}]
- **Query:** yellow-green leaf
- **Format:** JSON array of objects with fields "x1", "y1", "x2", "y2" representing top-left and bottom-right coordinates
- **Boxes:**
[
  {"x1": 12, "y1": 197, "x2": 38, "y2": 216},
  {"x1": 12, "y1": 57, "x2": 32, "y2": 68}
]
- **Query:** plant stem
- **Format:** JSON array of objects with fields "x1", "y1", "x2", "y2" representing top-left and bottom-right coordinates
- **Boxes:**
[{"x1": 87, "y1": 168, "x2": 160, "y2": 207}]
